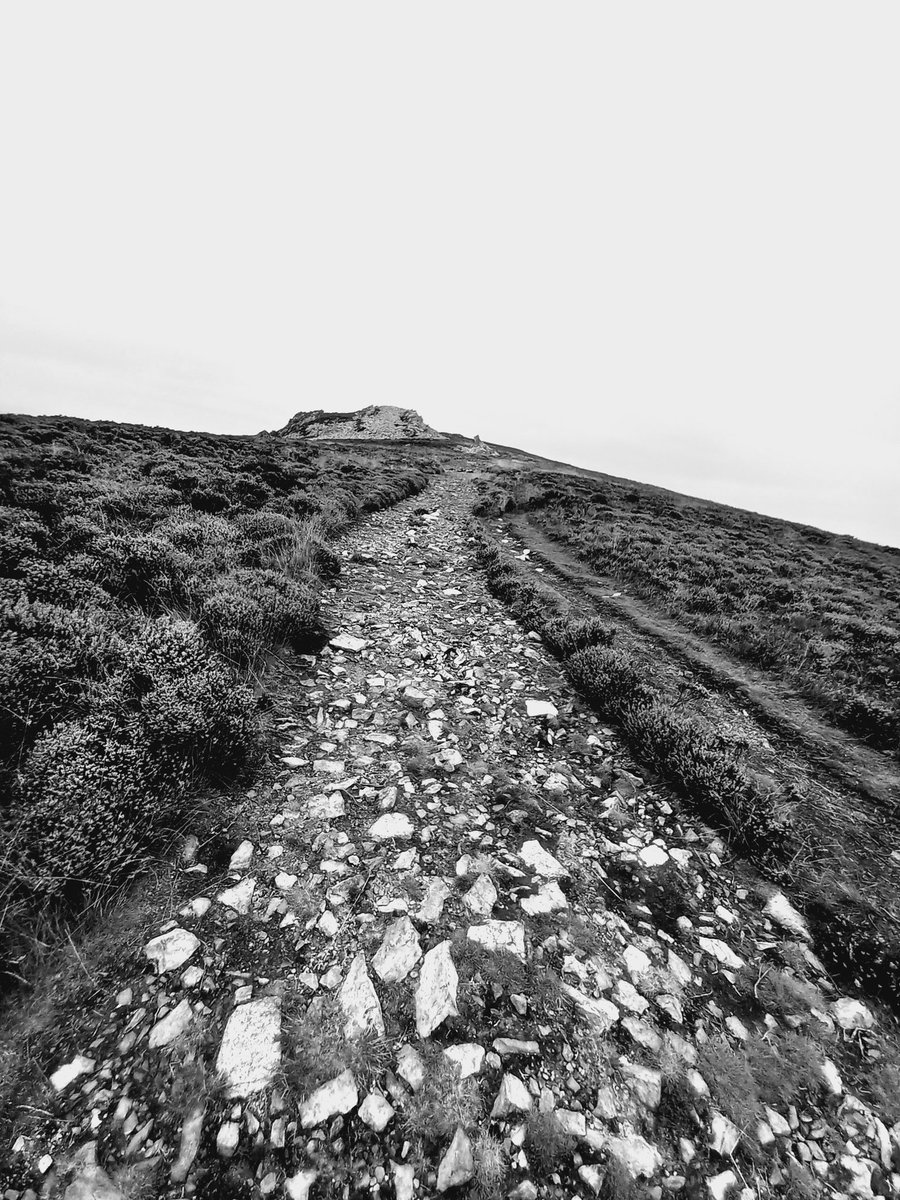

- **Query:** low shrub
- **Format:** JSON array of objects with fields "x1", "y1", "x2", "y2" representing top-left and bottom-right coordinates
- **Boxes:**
[{"x1": 199, "y1": 569, "x2": 325, "y2": 664}]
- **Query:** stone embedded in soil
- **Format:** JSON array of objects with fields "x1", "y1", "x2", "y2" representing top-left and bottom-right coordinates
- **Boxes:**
[
  {"x1": 216, "y1": 1121, "x2": 240, "y2": 1158},
  {"x1": 436, "y1": 1126, "x2": 475, "y2": 1192},
  {"x1": 709, "y1": 1112, "x2": 740, "y2": 1156},
  {"x1": 330, "y1": 633, "x2": 369, "y2": 653},
  {"x1": 638, "y1": 843, "x2": 669, "y2": 867},
  {"x1": 359, "y1": 1092, "x2": 395, "y2": 1132},
  {"x1": 216, "y1": 996, "x2": 281, "y2": 1097},
  {"x1": 216, "y1": 877, "x2": 256, "y2": 915},
  {"x1": 64, "y1": 1160, "x2": 125, "y2": 1199},
  {"x1": 605, "y1": 1132, "x2": 663, "y2": 1179},
  {"x1": 491, "y1": 1072, "x2": 533, "y2": 1118},
  {"x1": 50, "y1": 1054, "x2": 95, "y2": 1092},
  {"x1": 144, "y1": 928, "x2": 200, "y2": 974},
  {"x1": 525, "y1": 699, "x2": 558, "y2": 719},
  {"x1": 708, "y1": 1170, "x2": 738, "y2": 1200},
  {"x1": 520, "y1": 839, "x2": 568, "y2": 878},
  {"x1": 467, "y1": 919, "x2": 526, "y2": 961},
  {"x1": 520, "y1": 881, "x2": 567, "y2": 915},
  {"x1": 763, "y1": 891, "x2": 810, "y2": 941},
  {"x1": 393, "y1": 1163, "x2": 416, "y2": 1200},
  {"x1": 149, "y1": 999, "x2": 193, "y2": 1048},
  {"x1": 284, "y1": 1170, "x2": 318, "y2": 1200},
  {"x1": 340, "y1": 952, "x2": 386, "y2": 1038},
  {"x1": 228, "y1": 839, "x2": 254, "y2": 870},
  {"x1": 417, "y1": 878, "x2": 451, "y2": 923},
  {"x1": 562, "y1": 983, "x2": 619, "y2": 1033},
  {"x1": 832, "y1": 997, "x2": 875, "y2": 1031},
  {"x1": 415, "y1": 940, "x2": 459, "y2": 1038},
  {"x1": 443, "y1": 1043, "x2": 485, "y2": 1077},
  {"x1": 299, "y1": 1068, "x2": 359, "y2": 1128},
  {"x1": 698, "y1": 937, "x2": 745, "y2": 970},
  {"x1": 493, "y1": 1038, "x2": 540, "y2": 1058},
  {"x1": 397, "y1": 1044, "x2": 427, "y2": 1091},
  {"x1": 368, "y1": 812, "x2": 414, "y2": 841},
  {"x1": 308, "y1": 792, "x2": 346, "y2": 820},
  {"x1": 170, "y1": 1097, "x2": 206, "y2": 1183},
  {"x1": 463, "y1": 873, "x2": 498, "y2": 917},
  {"x1": 373, "y1": 916, "x2": 423, "y2": 983}
]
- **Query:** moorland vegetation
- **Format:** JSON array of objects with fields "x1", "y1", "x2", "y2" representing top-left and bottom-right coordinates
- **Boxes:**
[
  {"x1": 477, "y1": 472, "x2": 900, "y2": 759},
  {"x1": 0, "y1": 414, "x2": 429, "y2": 985}
]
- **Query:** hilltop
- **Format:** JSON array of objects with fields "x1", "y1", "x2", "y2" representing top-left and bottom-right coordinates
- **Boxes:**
[
  {"x1": 277, "y1": 406, "x2": 443, "y2": 442},
  {"x1": 1, "y1": 409, "x2": 899, "y2": 1200}
]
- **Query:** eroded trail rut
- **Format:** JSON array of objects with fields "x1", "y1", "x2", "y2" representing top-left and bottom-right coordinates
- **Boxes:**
[{"x1": 18, "y1": 473, "x2": 900, "y2": 1199}]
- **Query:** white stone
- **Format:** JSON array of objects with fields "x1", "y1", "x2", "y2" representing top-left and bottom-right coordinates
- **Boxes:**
[
  {"x1": 467, "y1": 920, "x2": 526, "y2": 961},
  {"x1": 299, "y1": 1069, "x2": 358, "y2": 1128},
  {"x1": 216, "y1": 877, "x2": 256, "y2": 915},
  {"x1": 369, "y1": 812, "x2": 414, "y2": 841},
  {"x1": 50, "y1": 1054, "x2": 95, "y2": 1092},
  {"x1": 709, "y1": 1112, "x2": 740, "y2": 1156},
  {"x1": 317, "y1": 910, "x2": 339, "y2": 937},
  {"x1": 330, "y1": 633, "x2": 368, "y2": 653},
  {"x1": 392, "y1": 1162, "x2": 415, "y2": 1200},
  {"x1": 579, "y1": 1164, "x2": 604, "y2": 1195},
  {"x1": 415, "y1": 940, "x2": 459, "y2": 1037},
  {"x1": 525, "y1": 699, "x2": 558, "y2": 719},
  {"x1": 543, "y1": 772, "x2": 569, "y2": 794},
  {"x1": 285, "y1": 1170, "x2": 318, "y2": 1200},
  {"x1": 397, "y1": 1044, "x2": 426, "y2": 1091},
  {"x1": 216, "y1": 996, "x2": 281, "y2": 1097},
  {"x1": 638, "y1": 844, "x2": 669, "y2": 867},
  {"x1": 764, "y1": 1106, "x2": 791, "y2": 1137},
  {"x1": 228, "y1": 840, "x2": 254, "y2": 870},
  {"x1": 373, "y1": 917, "x2": 422, "y2": 983},
  {"x1": 655, "y1": 994, "x2": 684, "y2": 1023},
  {"x1": 623, "y1": 945, "x2": 652, "y2": 979},
  {"x1": 443, "y1": 1043, "x2": 485, "y2": 1078},
  {"x1": 606, "y1": 1133, "x2": 663, "y2": 1179},
  {"x1": 275, "y1": 872, "x2": 299, "y2": 891},
  {"x1": 436, "y1": 1126, "x2": 475, "y2": 1192},
  {"x1": 340, "y1": 953, "x2": 385, "y2": 1039},
  {"x1": 763, "y1": 891, "x2": 810, "y2": 940},
  {"x1": 821, "y1": 1058, "x2": 843, "y2": 1095},
  {"x1": 144, "y1": 928, "x2": 200, "y2": 974},
  {"x1": 216, "y1": 1121, "x2": 240, "y2": 1157},
  {"x1": 832, "y1": 997, "x2": 875, "y2": 1031},
  {"x1": 620, "y1": 1059, "x2": 662, "y2": 1109},
  {"x1": 708, "y1": 1170, "x2": 738, "y2": 1200},
  {"x1": 521, "y1": 881, "x2": 568, "y2": 915},
  {"x1": 562, "y1": 984, "x2": 620, "y2": 1033},
  {"x1": 520, "y1": 839, "x2": 568, "y2": 879},
  {"x1": 359, "y1": 1092, "x2": 395, "y2": 1132},
  {"x1": 308, "y1": 792, "x2": 345, "y2": 820},
  {"x1": 698, "y1": 937, "x2": 745, "y2": 970},
  {"x1": 417, "y1": 878, "x2": 451, "y2": 923},
  {"x1": 490, "y1": 1072, "x2": 533, "y2": 1118},
  {"x1": 149, "y1": 999, "x2": 193, "y2": 1048},
  {"x1": 463, "y1": 873, "x2": 498, "y2": 917}
]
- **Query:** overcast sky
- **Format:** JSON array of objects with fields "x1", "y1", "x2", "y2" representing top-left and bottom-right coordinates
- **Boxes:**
[{"x1": 1, "y1": 4, "x2": 898, "y2": 546}]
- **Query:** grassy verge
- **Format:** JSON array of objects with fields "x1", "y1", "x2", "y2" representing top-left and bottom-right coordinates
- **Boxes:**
[
  {"x1": 474, "y1": 468, "x2": 900, "y2": 760},
  {"x1": 471, "y1": 521, "x2": 900, "y2": 1009},
  {"x1": 0, "y1": 413, "x2": 430, "y2": 989},
  {"x1": 470, "y1": 524, "x2": 792, "y2": 865}
]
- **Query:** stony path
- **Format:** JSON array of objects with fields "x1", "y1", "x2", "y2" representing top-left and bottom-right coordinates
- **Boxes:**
[{"x1": 14, "y1": 473, "x2": 900, "y2": 1199}]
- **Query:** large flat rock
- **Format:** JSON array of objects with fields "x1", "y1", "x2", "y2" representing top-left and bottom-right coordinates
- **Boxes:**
[{"x1": 215, "y1": 996, "x2": 281, "y2": 1097}]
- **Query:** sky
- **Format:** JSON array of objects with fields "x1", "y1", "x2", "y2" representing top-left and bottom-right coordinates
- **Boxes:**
[{"x1": 1, "y1": 3, "x2": 898, "y2": 547}]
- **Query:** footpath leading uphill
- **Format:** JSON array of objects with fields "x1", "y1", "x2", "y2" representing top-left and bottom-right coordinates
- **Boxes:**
[{"x1": 13, "y1": 473, "x2": 900, "y2": 1199}]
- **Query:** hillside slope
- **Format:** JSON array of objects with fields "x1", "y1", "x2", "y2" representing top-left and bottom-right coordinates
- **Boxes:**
[{"x1": 6, "y1": 472, "x2": 900, "y2": 1200}]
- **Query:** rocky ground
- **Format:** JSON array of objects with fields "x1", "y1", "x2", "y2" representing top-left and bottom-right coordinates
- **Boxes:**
[{"x1": 7, "y1": 472, "x2": 900, "y2": 1199}]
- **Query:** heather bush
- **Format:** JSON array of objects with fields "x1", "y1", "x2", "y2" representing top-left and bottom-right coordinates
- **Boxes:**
[
  {"x1": 93, "y1": 532, "x2": 193, "y2": 610},
  {"x1": 199, "y1": 569, "x2": 324, "y2": 664}
]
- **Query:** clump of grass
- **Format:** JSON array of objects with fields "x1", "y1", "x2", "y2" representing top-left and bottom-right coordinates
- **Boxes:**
[
  {"x1": 747, "y1": 1033, "x2": 822, "y2": 1107},
  {"x1": 602, "y1": 1154, "x2": 639, "y2": 1200},
  {"x1": 280, "y1": 995, "x2": 391, "y2": 1100},
  {"x1": 697, "y1": 1037, "x2": 760, "y2": 1133},
  {"x1": 472, "y1": 1130, "x2": 507, "y2": 1197},
  {"x1": 401, "y1": 737, "x2": 433, "y2": 780},
  {"x1": 524, "y1": 1110, "x2": 576, "y2": 1172},
  {"x1": 402, "y1": 1051, "x2": 483, "y2": 1147}
]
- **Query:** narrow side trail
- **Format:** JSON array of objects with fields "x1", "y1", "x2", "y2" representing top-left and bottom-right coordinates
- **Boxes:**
[{"x1": 16, "y1": 472, "x2": 899, "y2": 1200}]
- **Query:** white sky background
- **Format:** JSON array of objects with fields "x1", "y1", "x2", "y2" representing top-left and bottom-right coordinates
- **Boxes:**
[{"x1": 1, "y1": 4, "x2": 898, "y2": 546}]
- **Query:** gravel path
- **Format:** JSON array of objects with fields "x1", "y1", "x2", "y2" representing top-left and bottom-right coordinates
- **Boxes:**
[{"x1": 15, "y1": 473, "x2": 898, "y2": 1199}]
